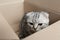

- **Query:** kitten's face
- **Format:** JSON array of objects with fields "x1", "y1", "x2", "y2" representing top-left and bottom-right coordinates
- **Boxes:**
[{"x1": 26, "y1": 11, "x2": 49, "y2": 31}]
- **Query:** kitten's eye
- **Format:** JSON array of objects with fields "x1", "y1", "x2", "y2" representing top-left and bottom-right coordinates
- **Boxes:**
[
  {"x1": 38, "y1": 23, "x2": 42, "y2": 26},
  {"x1": 29, "y1": 23, "x2": 33, "y2": 25}
]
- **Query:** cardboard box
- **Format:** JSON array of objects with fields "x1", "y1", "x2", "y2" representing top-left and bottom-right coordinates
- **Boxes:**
[
  {"x1": 0, "y1": 0, "x2": 60, "y2": 40},
  {"x1": 0, "y1": 0, "x2": 24, "y2": 40}
]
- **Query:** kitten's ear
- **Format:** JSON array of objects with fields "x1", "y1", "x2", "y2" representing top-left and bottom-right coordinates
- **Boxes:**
[
  {"x1": 26, "y1": 12, "x2": 33, "y2": 16},
  {"x1": 41, "y1": 11, "x2": 49, "y2": 18}
]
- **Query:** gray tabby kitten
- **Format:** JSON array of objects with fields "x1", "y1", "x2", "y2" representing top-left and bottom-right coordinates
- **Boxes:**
[{"x1": 19, "y1": 11, "x2": 49, "y2": 39}]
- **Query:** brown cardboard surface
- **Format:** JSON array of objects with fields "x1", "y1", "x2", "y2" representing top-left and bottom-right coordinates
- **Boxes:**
[
  {"x1": 23, "y1": 20, "x2": 60, "y2": 40},
  {"x1": 0, "y1": 13, "x2": 19, "y2": 40},
  {"x1": 0, "y1": 0, "x2": 24, "y2": 33},
  {"x1": 0, "y1": 0, "x2": 25, "y2": 40},
  {"x1": 0, "y1": 0, "x2": 24, "y2": 40},
  {"x1": 25, "y1": 0, "x2": 60, "y2": 13}
]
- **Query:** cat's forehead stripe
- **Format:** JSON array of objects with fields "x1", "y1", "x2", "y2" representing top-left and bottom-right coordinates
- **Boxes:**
[
  {"x1": 32, "y1": 13, "x2": 40, "y2": 23},
  {"x1": 33, "y1": 12, "x2": 40, "y2": 18}
]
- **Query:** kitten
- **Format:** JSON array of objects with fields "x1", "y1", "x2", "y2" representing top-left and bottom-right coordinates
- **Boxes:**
[{"x1": 19, "y1": 11, "x2": 49, "y2": 39}]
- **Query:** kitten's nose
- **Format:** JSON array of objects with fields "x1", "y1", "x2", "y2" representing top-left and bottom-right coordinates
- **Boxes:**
[{"x1": 33, "y1": 24, "x2": 38, "y2": 29}]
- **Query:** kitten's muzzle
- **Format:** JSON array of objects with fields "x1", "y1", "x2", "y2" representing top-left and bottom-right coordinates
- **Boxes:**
[{"x1": 33, "y1": 25, "x2": 37, "y2": 31}]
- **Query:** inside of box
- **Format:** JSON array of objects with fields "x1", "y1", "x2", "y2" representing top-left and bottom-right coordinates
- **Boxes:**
[
  {"x1": 19, "y1": 2, "x2": 60, "y2": 39},
  {"x1": 24, "y1": 2, "x2": 60, "y2": 25}
]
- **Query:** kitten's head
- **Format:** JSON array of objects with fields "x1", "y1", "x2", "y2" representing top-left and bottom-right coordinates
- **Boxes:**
[{"x1": 25, "y1": 11, "x2": 49, "y2": 31}]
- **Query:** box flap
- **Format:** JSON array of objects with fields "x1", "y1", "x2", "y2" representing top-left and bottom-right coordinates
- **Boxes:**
[
  {"x1": 23, "y1": 20, "x2": 60, "y2": 40},
  {"x1": 0, "y1": 0, "x2": 24, "y2": 33},
  {"x1": 0, "y1": 13, "x2": 19, "y2": 40}
]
